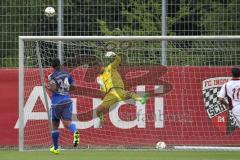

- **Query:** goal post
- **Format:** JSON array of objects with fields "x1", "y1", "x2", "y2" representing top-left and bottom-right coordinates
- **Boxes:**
[{"x1": 19, "y1": 36, "x2": 240, "y2": 151}]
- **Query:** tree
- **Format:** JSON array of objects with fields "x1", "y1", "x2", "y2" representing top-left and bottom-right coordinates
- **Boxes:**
[
  {"x1": 98, "y1": 0, "x2": 162, "y2": 36},
  {"x1": 0, "y1": 0, "x2": 57, "y2": 67},
  {"x1": 200, "y1": 0, "x2": 240, "y2": 35}
]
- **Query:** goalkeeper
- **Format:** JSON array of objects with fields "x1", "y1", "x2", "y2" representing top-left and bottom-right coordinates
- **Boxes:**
[{"x1": 96, "y1": 51, "x2": 148, "y2": 126}]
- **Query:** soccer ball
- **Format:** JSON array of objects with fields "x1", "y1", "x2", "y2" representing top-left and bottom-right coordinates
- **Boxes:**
[
  {"x1": 44, "y1": 7, "x2": 55, "y2": 17},
  {"x1": 155, "y1": 141, "x2": 166, "y2": 150}
]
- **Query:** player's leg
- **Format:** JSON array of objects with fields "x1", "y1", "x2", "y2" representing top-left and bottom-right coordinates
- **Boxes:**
[
  {"x1": 50, "y1": 106, "x2": 60, "y2": 154},
  {"x1": 61, "y1": 102, "x2": 80, "y2": 147},
  {"x1": 96, "y1": 105, "x2": 106, "y2": 126},
  {"x1": 96, "y1": 93, "x2": 119, "y2": 127},
  {"x1": 62, "y1": 119, "x2": 80, "y2": 147},
  {"x1": 232, "y1": 105, "x2": 240, "y2": 127},
  {"x1": 124, "y1": 90, "x2": 148, "y2": 104}
]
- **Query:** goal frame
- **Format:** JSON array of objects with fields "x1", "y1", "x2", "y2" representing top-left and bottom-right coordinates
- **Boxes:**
[{"x1": 19, "y1": 35, "x2": 240, "y2": 152}]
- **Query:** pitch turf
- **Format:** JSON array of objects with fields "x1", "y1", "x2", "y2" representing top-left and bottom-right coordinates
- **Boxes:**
[{"x1": 0, "y1": 150, "x2": 240, "y2": 160}]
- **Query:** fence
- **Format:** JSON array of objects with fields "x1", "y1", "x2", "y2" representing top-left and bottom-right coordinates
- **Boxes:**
[{"x1": 1, "y1": 0, "x2": 240, "y2": 67}]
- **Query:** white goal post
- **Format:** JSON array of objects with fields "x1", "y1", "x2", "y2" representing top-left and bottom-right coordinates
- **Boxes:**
[{"x1": 19, "y1": 36, "x2": 240, "y2": 151}]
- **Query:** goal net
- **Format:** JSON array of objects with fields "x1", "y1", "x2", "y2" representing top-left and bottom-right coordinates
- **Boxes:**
[{"x1": 18, "y1": 36, "x2": 240, "y2": 151}]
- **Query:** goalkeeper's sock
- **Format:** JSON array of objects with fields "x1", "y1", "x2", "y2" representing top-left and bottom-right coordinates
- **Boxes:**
[
  {"x1": 51, "y1": 130, "x2": 59, "y2": 150},
  {"x1": 140, "y1": 94, "x2": 148, "y2": 104},
  {"x1": 69, "y1": 123, "x2": 77, "y2": 133},
  {"x1": 97, "y1": 111, "x2": 105, "y2": 126}
]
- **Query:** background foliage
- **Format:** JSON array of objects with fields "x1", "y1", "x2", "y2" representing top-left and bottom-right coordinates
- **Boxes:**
[{"x1": 1, "y1": 0, "x2": 240, "y2": 67}]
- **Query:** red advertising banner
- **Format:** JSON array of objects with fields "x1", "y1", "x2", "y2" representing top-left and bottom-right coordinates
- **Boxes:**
[
  {"x1": 0, "y1": 69, "x2": 18, "y2": 145},
  {"x1": 1, "y1": 67, "x2": 240, "y2": 147}
]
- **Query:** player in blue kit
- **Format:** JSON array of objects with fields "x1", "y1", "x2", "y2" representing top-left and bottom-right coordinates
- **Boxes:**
[{"x1": 47, "y1": 58, "x2": 79, "y2": 154}]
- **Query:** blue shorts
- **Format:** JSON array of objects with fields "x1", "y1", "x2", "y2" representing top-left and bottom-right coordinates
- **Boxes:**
[{"x1": 51, "y1": 102, "x2": 73, "y2": 121}]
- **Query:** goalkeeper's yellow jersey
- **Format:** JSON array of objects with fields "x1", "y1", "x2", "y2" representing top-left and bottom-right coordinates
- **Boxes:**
[{"x1": 98, "y1": 55, "x2": 124, "y2": 94}]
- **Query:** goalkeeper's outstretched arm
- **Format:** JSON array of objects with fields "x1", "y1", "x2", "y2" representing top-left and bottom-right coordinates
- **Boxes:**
[
  {"x1": 111, "y1": 54, "x2": 121, "y2": 69},
  {"x1": 105, "y1": 51, "x2": 122, "y2": 69}
]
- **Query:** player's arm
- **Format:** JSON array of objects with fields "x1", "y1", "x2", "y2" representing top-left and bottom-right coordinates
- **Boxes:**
[
  {"x1": 68, "y1": 75, "x2": 76, "y2": 92},
  {"x1": 69, "y1": 83, "x2": 76, "y2": 91},
  {"x1": 217, "y1": 84, "x2": 229, "y2": 108},
  {"x1": 47, "y1": 75, "x2": 58, "y2": 92},
  {"x1": 97, "y1": 76, "x2": 107, "y2": 93},
  {"x1": 47, "y1": 83, "x2": 57, "y2": 92},
  {"x1": 111, "y1": 54, "x2": 121, "y2": 69},
  {"x1": 105, "y1": 52, "x2": 121, "y2": 69},
  {"x1": 218, "y1": 97, "x2": 229, "y2": 107}
]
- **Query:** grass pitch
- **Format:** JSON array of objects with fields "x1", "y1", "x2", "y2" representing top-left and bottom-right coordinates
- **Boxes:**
[{"x1": 0, "y1": 150, "x2": 240, "y2": 160}]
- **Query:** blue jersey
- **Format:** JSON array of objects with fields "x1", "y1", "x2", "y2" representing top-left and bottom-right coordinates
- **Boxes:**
[{"x1": 48, "y1": 70, "x2": 74, "y2": 106}]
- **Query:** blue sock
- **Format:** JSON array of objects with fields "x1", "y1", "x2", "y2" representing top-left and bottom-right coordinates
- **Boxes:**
[
  {"x1": 69, "y1": 123, "x2": 77, "y2": 133},
  {"x1": 51, "y1": 130, "x2": 59, "y2": 150}
]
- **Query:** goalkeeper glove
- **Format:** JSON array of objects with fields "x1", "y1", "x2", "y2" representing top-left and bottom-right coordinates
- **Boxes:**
[
  {"x1": 96, "y1": 76, "x2": 104, "y2": 86},
  {"x1": 105, "y1": 51, "x2": 116, "y2": 57}
]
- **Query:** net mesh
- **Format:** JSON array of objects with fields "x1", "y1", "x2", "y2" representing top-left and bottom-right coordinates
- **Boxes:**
[{"x1": 21, "y1": 38, "x2": 240, "y2": 150}]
